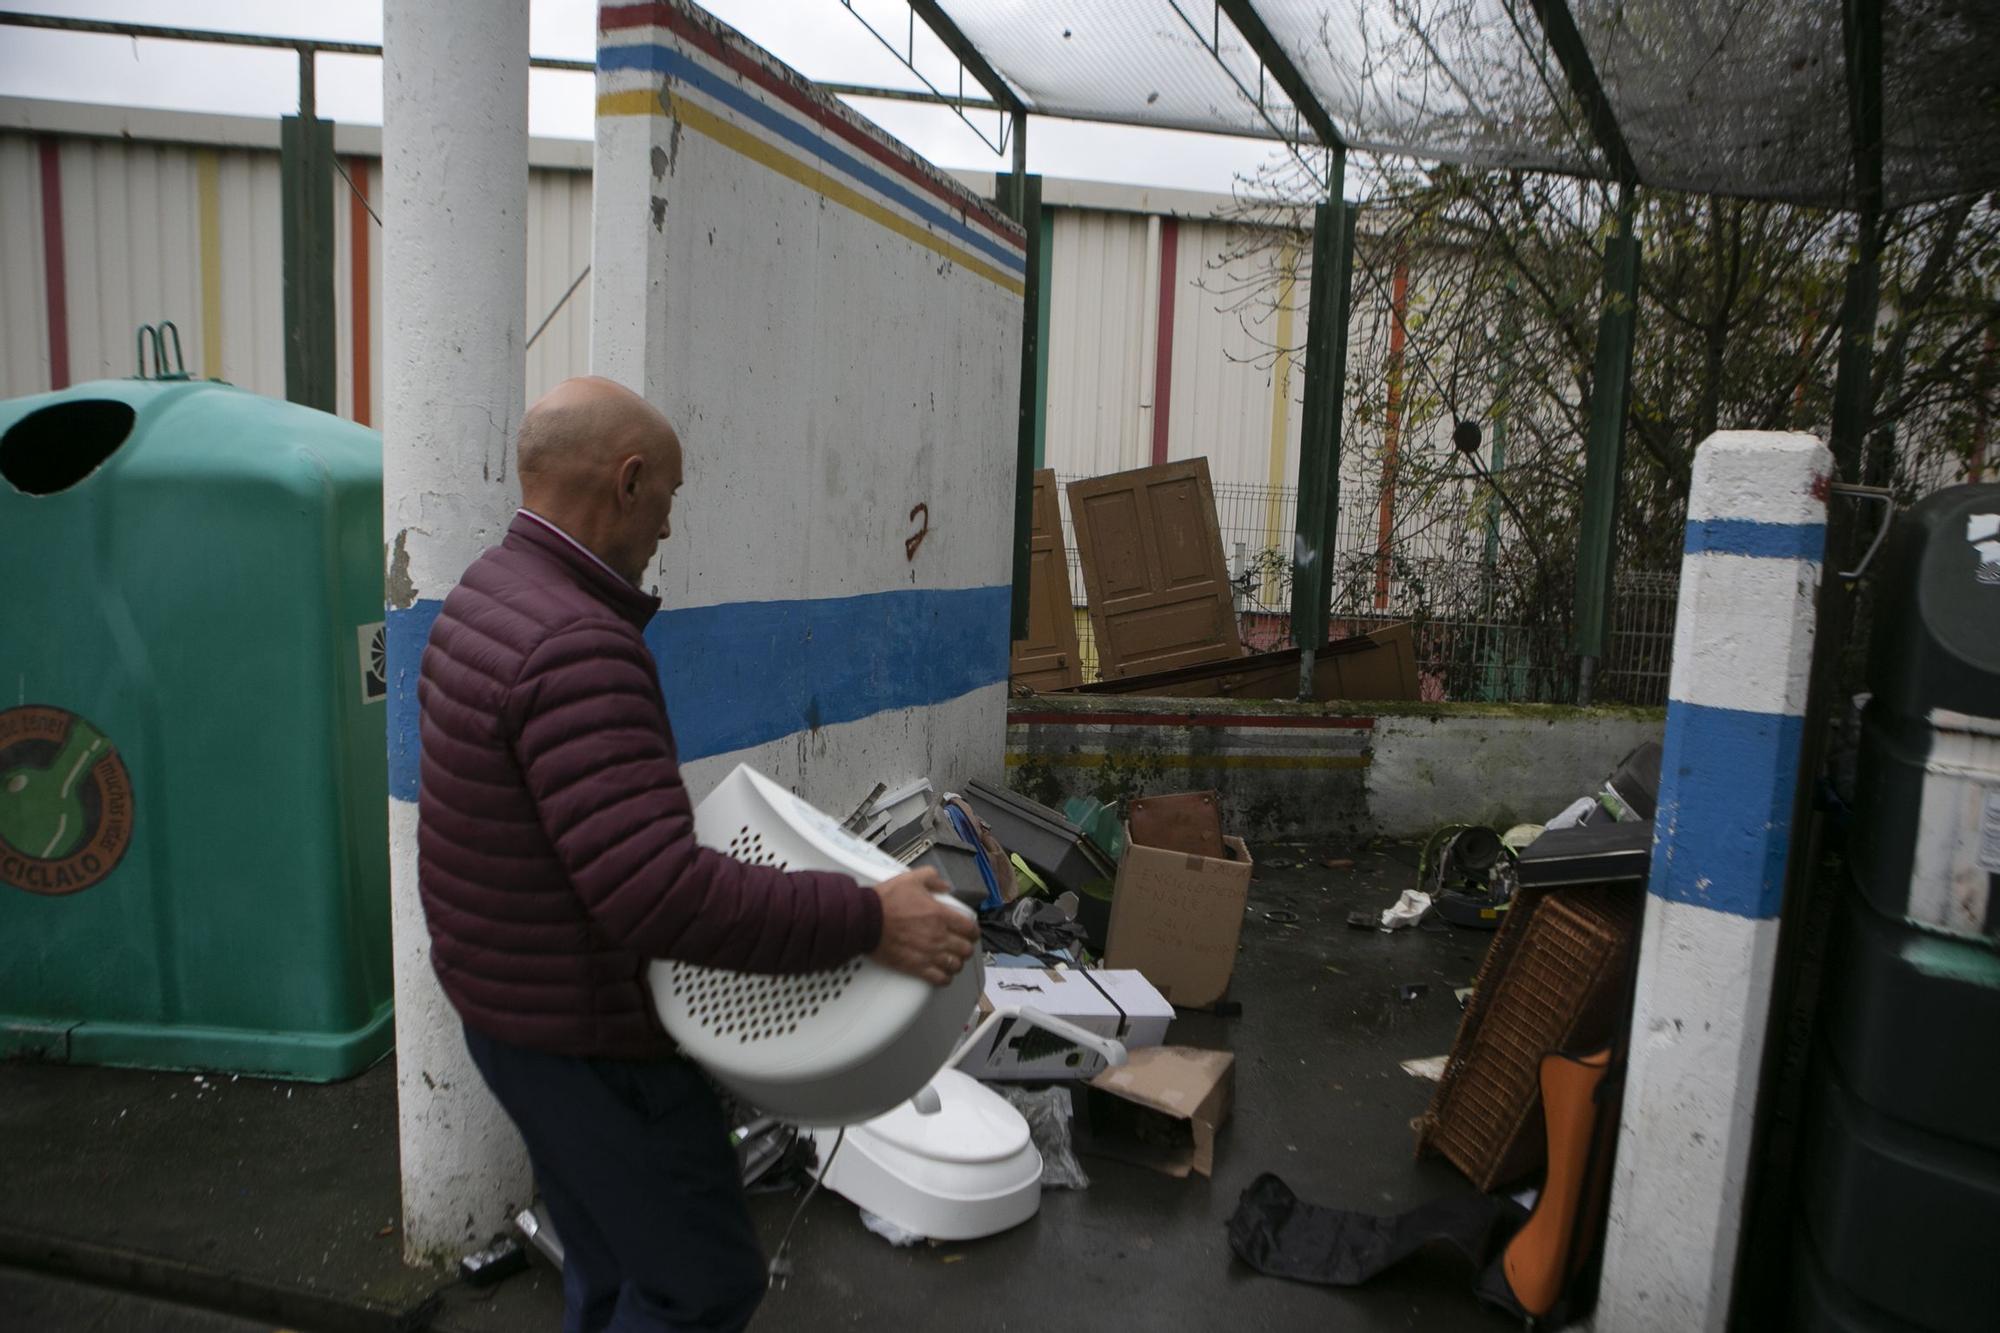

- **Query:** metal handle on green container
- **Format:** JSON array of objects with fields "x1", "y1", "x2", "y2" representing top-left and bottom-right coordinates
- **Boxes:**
[{"x1": 134, "y1": 322, "x2": 190, "y2": 382}]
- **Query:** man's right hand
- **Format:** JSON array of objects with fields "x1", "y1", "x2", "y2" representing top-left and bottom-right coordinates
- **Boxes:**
[{"x1": 869, "y1": 868, "x2": 979, "y2": 987}]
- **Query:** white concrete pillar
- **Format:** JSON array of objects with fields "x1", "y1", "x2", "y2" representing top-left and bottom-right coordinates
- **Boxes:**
[
  {"x1": 1595, "y1": 431, "x2": 1833, "y2": 1330},
  {"x1": 381, "y1": 0, "x2": 533, "y2": 1267}
]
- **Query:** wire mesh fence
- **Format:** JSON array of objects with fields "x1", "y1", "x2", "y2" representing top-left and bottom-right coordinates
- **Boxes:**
[{"x1": 1052, "y1": 473, "x2": 1676, "y2": 706}]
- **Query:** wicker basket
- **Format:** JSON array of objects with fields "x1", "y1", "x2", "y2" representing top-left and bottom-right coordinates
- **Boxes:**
[{"x1": 1418, "y1": 884, "x2": 1640, "y2": 1190}]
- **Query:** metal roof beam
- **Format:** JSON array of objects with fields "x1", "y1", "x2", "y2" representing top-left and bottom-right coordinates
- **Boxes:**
[
  {"x1": 1214, "y1": 0, "x2": 1344, "y2": 151},
  {"x1": 1525, "y1": 0, "x2": 1641, "y2": 186},
  {"x1": 902, "y1": 1, "x2": 1026, "y2": 116},
  {"x1": 0, "y1": 11, "x2": 590, "y2": 71}
]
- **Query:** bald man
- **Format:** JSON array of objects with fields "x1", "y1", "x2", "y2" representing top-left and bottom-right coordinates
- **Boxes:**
[{"x1": 414, "y1": 377, "x2": 976, "y2": 1332}]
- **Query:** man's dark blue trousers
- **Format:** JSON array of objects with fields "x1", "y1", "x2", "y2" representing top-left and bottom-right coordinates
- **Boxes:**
[{"x1": 464, "y1": 1024, "x2": 767, "y2": 1333}]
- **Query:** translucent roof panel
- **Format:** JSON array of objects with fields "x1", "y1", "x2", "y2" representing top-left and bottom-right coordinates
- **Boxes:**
[
  {"x1": 1255, "y1": 0, "x2": 1597, "y2": 174},
  {"x1": 932, "y1": 0, "x2": 1300, "y2": 141},
  {"x1": 928, "y1": 1, "x2": 2000, "y2": 209}
]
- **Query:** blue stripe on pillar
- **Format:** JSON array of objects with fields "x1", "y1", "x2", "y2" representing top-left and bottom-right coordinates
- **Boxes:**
[
  {"x1": 1682, "y1": 518, "x2": 1827, "y2": 560},
  {"x1": 1649, "y1": 700, "x2": 1807, "y2": 919}
]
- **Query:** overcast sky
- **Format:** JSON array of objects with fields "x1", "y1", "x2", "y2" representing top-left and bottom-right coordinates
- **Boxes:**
[{"x1": 0, "y1": 0, "x2": 1288, "y2": 193}]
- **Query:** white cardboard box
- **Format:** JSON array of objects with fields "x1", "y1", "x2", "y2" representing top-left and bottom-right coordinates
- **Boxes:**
[{"x1": 965, "y1": 968, "x2": 1174, "y2": 1081}]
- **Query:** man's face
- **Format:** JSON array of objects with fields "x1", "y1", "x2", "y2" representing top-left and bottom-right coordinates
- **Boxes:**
[{"x1": 613, "y1": 430, "x2": 683, "y2": 582}]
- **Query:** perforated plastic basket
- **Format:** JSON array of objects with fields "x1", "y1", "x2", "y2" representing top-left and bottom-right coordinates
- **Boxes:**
[{"x1": 649, "y1": 765, "x2": 981, "y2": 1126}]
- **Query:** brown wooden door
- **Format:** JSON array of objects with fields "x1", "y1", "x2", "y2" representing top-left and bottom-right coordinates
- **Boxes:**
[
  {"x1": 1068, "y1": 457, "x2": 1243, "y2": 680},
  {"x1": 1008, "y1": 469, "x2": 1085, "y2": 690}
]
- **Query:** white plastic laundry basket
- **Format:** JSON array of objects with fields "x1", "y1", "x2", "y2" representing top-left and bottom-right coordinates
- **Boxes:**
[{"x1": 648, "y1": 764, "x2": 981, "y2": 1125}]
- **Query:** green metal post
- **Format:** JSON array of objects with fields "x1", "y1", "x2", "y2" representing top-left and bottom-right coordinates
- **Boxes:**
[
  {"x1": 1572, "y1": 186, "x2": 1640, "y2": 703},
  {"x1": 1033, "y1": 206, "x2": 1053, "y2": 469},
  {"x1": 281, "y1": 50, "x2": 336, "y2": 413},
  {"x1": 1830, "y1": 0, "x2": 1883, "y2": 480},
  {"x1": 1290, "y1": 154, "x2": 1355, "y2": 696},
  {"x1": 1006, "y1": 169, "x2": 1042, "y2": 641},
  {"x1": 1315, "y1": 206, "x2": 1358, "y2": 599}
]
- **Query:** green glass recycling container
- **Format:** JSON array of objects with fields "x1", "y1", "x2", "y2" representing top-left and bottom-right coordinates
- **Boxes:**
[{"x1": 0, "y1": 379, "x2": 390, "y2": 1080}]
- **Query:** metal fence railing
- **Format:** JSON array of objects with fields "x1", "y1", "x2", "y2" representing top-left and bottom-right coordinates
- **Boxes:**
[{"x1": 1051, "y1": 474, "x2": 1677, "y2": 706}]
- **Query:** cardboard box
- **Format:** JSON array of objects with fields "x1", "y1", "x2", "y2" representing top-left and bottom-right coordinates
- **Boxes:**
[
  {"x1": 966, "y1": 967, "x2": 1173, "y2": 1081},
  {"x1": 1104, "y1": 832, "x2": 1253, "y2": 1008},
  {"x1": 1084, "y1": 1046, "x2": 1235, "y2": 1178}
]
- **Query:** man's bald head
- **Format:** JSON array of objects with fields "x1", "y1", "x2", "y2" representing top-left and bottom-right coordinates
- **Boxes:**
[{"x1": 517, "y1": 377, "x2": 685, "y2": 583}]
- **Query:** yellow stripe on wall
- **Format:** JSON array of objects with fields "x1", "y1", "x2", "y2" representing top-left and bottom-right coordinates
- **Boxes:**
[
  {"x1": 596, "y1": 88, "x2": 1025, "y2": 297},
  {"x1": 196, "y1": 149, "x2": 223, "y2": 380},
  {"x1": 1005, "y1": 751, "x2": 1371, "y2": 773},
  {"x1": 1261, "y1": 237, "x2": 1300, "y2": 601}
]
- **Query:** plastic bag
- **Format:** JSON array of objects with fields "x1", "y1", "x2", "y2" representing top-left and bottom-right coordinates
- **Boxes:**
[
  {"x1": 859, "y1": 1209, "x2": 926, "y2": 1247},
  {"x1": 996, "y1": 1085, "x2": 1089, "y2": 1190}
]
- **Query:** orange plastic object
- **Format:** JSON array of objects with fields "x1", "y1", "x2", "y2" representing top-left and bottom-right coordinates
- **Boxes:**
[{"x1": 1501, "y1": 1047, "x2": 1613, "y2": 1316}]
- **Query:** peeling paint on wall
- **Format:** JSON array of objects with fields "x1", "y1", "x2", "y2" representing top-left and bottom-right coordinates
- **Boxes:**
[{"x1": 386, "y1": 529, "x2": 417, "y2": 609}]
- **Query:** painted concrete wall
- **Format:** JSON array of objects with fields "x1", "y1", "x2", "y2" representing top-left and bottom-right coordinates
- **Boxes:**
[
  {"x1": 589, "y1": 1, "x2": 1024, "y2": 814},
  {"x1": 380, "y1": 0, "x2": 533, "y2": 1265},
  {"x1": 1007, "y1": 695, "x2": 1662, "y2": 841}
]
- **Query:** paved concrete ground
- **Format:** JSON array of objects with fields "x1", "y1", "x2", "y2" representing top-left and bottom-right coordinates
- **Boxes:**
[
  {"x1": 0, "y1": 1266, "x2": 279, "y2": 1333},
  {"x1": 2, "y1": 842, "x2": 1516, "y2": 1332}
]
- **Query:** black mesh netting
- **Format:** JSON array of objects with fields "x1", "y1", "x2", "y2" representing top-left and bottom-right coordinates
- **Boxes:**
[{"x1": 929, "y1": 1, "x2": 2000, "y2": 207}]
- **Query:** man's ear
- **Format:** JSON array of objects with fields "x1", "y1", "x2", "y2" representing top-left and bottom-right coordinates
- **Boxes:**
[{"x1": 618, "y1": 454, "x2": 644, "y2": 502}]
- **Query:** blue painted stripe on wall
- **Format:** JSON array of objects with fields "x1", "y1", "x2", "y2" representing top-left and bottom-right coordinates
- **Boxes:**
[
  {"x1": 1648, "y1": 700, "x2": 1807, "y2": 920},
  {"x1": 386, "y1": 599, "x2": 442, "y2": 803},
  {"x1": 387, "y1": 584, "x2": 1010, "y2": 802},
  {"x1": 1683, "y1": 517, "x2": 1826, "y2": 561},
  {"x1": 597, "y1": 42, "x2": 1027, "y2": 276}
]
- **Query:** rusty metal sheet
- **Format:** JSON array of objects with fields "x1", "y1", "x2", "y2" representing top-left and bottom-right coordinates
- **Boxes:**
[
  {"x1": 1009, "y1": 469, "x2": 1085, "y2": 691},
  {"x1": 1127, "y1": 790, "x2": 1226, "y2": 860},
  {"x1": 1068, "y1": 457, "x2": 1242, "y2": 681},
  {"x1": 1060, "y1": 621, "x2": 1420, "y2": 702}
]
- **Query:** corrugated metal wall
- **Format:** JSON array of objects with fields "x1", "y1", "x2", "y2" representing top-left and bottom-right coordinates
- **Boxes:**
[
  {"x1": 0, "y1": 127, "x2": 593, "y2": 421},
  {"x1": 1042, "y1": 208, "x2": 1153, "y2": 478},
  {"x1": 525, "y1": 167, "x2": 593, "y2": 405},
  {"x1": 1163, "y1": 219, "x2": 1306, "y2": 494},
  {"x1": 0, "y1": 111, "x2": 1422, "y2": 536},
  {"x1": 0, "y1": 135, "x2": 51, "y2": 393}
]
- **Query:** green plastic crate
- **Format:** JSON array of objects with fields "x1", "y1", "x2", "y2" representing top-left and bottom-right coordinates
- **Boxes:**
[{"x1": 0, "y1": 379, "x2": 391, "y2": 1080}]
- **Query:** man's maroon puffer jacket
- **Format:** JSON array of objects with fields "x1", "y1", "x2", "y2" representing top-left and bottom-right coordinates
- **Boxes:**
[{"x1": 416, "y1": 513, "x2": 884, "y2": 1059}]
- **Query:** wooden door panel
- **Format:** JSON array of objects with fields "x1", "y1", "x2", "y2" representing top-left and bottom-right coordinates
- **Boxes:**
[
  {"x1": 1009, "y1": 470, "x2": 1083, "y2": 691},
  {"x1": 1072, "y1": 490, "x2": 1149, "y2": 595},
  {"x1": 1069, "y1": 457, "x2": 1243, "y2": 680}
]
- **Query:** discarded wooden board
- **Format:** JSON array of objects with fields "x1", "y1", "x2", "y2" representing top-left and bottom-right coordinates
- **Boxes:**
[
  {"x1": 1057, "y1": 621, "x2": 1421, "y2": 702},
  {"x1": 1008, "y1": 469, "x2": 1084, "y2": 691}
]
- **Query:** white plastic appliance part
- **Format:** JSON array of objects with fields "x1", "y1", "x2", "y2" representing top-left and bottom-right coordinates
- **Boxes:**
[
  {"x1": 808, "y1": 1006, "x2": 1128, "y2": 1242},
  {"x1": 648, "y1": 764, "x2": 981, "y2": 1126}
]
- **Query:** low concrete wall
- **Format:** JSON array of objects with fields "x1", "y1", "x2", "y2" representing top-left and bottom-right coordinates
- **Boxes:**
[{"x1": 1007, "y1": 695, "x2": 1664, "y2": 841}]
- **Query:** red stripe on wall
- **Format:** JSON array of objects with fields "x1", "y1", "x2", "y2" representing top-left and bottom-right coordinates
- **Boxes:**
[
  {"x1": 348, "y1": 156, "x2": 372, "y2": 427},
  {"x1": 38, "y1": 137, "x2": 70, "y2": 391},
  {"x1": 1008, "y1": 711, "x2": 1376, "y2": 730},
  {"x1": 1150, "y1": 217, "x2": 1180, "y2": 466},
  {"x1": 598, "y1": 2, "x2": 1023, "y2": 249}
]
